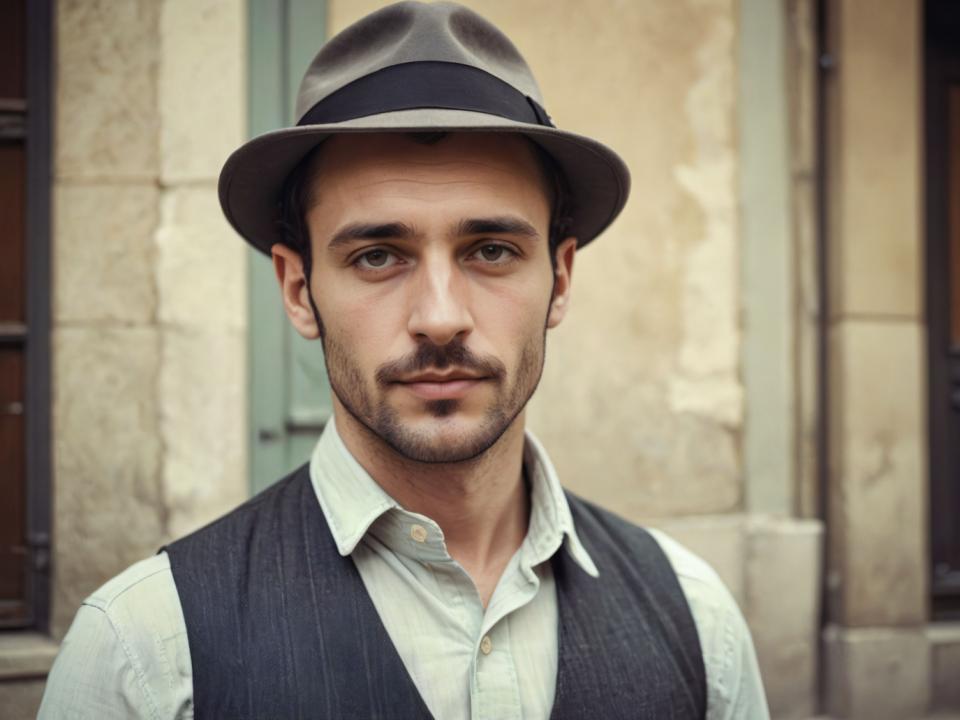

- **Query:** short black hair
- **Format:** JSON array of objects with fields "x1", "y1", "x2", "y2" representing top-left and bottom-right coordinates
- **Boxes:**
[{"x1": 276, "y1": 133, "x2": 574, "y2": 286}]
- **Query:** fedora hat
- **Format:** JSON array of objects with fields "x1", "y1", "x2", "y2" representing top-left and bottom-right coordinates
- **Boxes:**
[{"x1": 219, "y1": 1, "x2": 630, "y2": 255}]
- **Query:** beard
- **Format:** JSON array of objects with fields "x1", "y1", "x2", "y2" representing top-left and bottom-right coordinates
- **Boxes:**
[{"x1": 320, "y1": 328, "x2": 546, "y2": 464}]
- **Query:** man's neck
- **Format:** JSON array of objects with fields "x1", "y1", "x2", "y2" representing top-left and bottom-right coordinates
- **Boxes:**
[{"x1": 334, "y1": 407, "x2": 529, "y2": 606}]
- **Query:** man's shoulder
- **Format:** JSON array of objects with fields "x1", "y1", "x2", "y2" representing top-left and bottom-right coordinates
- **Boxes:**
[
  {"x1": 564, "y1": 491, "x2": 696, "y2": 569},
  {"x1": 84, "y1": 464, "x2": 313, "y2": 616},
  {"x1": 84, "y1": 552, "x2": 179, "y2": 615},
  {"x1": 564, "y1": 492, "x2": 729, "y2": 592},
  {"x1": 80, "y1": 552, "x2": 188, "y2": 657},
  {"x1": 42, "y1": 552, "x2": 192, "y2": 718},
  {"x1": 564, "y1": 491, "x2": 738, "y2": 619},
  {"x1": 644, "y1": 527, "x2": 731, "y2": 600},
  {"x1": 643, "y1": 527, "x2": 770, "y2": 718}
]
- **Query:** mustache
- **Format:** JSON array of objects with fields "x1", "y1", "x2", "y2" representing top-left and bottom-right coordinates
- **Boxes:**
[{"x1": 375, "y1": 341, "x2": 506, "y2": 385}]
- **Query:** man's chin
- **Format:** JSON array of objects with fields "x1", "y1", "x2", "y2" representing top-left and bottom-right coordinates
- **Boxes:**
[{"x1": 377, "y1": 414, "x2": 512, "y2": 464}]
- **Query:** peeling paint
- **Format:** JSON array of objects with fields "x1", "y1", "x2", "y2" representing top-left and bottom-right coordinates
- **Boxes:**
[{"x1": 668, "y1": 6, "x2": 743, "y2": 427}]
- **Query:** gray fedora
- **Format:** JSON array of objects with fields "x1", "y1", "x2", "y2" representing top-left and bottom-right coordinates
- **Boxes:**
[{"x1": 219, "y1": 1, "x2": 630, "y2": 255}]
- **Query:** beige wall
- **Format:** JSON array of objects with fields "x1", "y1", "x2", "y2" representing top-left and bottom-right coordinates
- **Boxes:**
[
  {"x1": 2, "y1": 3, "x2": 249, "y2": 714},
  {"x1": 51, "y1": 0, "x2": 248, "y2": 638}
]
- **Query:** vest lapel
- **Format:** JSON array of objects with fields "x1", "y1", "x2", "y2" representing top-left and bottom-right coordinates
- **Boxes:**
[
  {"x1": 293, "y1": 471, "x2": 435, "y2": 719},
  {"x1": 170, "y1": 469, "x2": 704, "y2": 720},
  {"x1": 549, "y1": 494, "x2": 706, "y2": 720},
  {"x1": 169, "y1": 467, "x2": 434, "y2": 719},
  {"x1": 550, "y1": 545, "x2": 668, "y2": 719}
]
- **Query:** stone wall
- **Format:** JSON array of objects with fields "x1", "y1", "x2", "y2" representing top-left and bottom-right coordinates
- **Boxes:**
[
  {"x1": 50, "y1": 0, "x2": 248, "y2": 641},
  {"x1": 2, "y1": 2, "x2": 247, "y2": 713},
  {"x1": 821, "y1": 1, "x2": 935, "y2": 718}
]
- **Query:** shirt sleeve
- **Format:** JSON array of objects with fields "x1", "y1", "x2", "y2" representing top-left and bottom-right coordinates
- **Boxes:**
[
  {"x1": 646, "y1": 528, "x2": 771, "y2": 720},
  {"x1": 38, "y1": 603, "x2": 159, "y2": 719},
  {"x1": 37, "y1": 554, "x2": 193, "y2": 720},
  {"x1": 707, "y1": 589, "x2": 770, "y2": 720}
]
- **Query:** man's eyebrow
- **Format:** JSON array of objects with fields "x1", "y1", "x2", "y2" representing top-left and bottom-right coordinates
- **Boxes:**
[
  {"x1": 456, "y1": 217, "x2": 541, "y2": 239},
  {"x1": 327, "y1": 222, "x2": 416, "y2": 249}
]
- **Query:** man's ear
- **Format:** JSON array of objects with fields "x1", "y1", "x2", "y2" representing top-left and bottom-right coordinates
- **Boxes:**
[
  {"x1": 547, "y1": 237, "x2": 577, "y2": 329},
  {"x1": 271, "y1": 243, "x2": 322, "y2": 339}
]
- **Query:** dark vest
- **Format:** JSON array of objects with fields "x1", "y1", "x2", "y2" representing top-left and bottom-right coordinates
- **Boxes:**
[{"x1": 166, "y1": 464, "x2": 706, "y2": 719}]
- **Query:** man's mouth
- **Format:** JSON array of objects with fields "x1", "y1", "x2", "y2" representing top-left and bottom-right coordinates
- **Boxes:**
[{"x1": 392, "y1": 370, "x2": 490, "y2": 401}]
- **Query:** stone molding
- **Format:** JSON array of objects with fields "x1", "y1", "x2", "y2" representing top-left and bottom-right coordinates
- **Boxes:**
[{"x1": 0, "y1": 634, "x2": 59, "y2": 681}]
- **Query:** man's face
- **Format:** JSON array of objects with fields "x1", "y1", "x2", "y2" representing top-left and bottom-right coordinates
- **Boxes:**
[{"x1": 277, "y1": 132, "x2": 575, "y2": 464}]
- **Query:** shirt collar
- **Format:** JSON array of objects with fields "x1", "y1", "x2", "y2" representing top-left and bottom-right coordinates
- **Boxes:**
[
  {"x1": 522, "y1": 430, "x2": 599, "y2": 577},
  {"x1": 308, "y1": 418, "x2": 598, "y2": 577}
]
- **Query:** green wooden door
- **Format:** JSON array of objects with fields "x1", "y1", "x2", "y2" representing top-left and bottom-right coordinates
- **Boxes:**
[{"x1": 248, "y1": 0, "x2": 330, "y2": 494}]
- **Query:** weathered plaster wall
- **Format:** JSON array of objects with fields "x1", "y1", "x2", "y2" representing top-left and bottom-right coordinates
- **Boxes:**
[
  {"x1": 50, "y1": 0, "x2": 247, "y2": 639},
  {"x1": 329, "y1": 0, "x2": 743, "y2": 520}
]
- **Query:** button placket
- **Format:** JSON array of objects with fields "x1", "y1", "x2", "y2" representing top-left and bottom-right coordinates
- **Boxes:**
[{"x1": 471, "y1": 623, "x2": 522, "y2": 720}]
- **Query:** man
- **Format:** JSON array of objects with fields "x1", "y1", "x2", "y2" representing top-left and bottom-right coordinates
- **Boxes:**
[{"x1": 41, "y1": 3, "x2": 769, "y2": 718}]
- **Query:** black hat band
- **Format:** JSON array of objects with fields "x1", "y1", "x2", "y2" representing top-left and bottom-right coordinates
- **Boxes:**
[{"x1": 297, "y1": 61, "x2": 555, "y2": 128}]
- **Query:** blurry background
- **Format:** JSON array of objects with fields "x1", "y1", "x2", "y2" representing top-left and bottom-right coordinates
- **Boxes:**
[{"x1": 0, "y1": 0, "x2": 956, "y2": 718}]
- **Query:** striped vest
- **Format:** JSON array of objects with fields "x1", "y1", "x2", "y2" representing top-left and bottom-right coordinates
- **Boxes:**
[{"x1": 166, "y1": 464, "x2": 706, "y2": 719}]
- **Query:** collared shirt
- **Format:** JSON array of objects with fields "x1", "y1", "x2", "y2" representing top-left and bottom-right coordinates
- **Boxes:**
[{"x1": 39, "y1": 422, "x2": 770, "y2": 719}]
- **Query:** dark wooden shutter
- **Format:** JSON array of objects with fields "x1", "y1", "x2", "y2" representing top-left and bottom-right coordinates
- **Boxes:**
[
  {"x1": 0, "y1": 0, "x2": 52, "y2": 631},
  {"x1": 0, "y1": 0, "x2": 30, "y2": 628},
  {"x1": 926, "y1": 0, "x2": 960, "y2": 620},
  {"x1": 248, "y1": 0, "x2": 331, "y2": 494}
]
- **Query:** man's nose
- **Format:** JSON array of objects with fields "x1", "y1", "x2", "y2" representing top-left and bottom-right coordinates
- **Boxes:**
[{"x1": 406, "y1": 256, "x2": 474, "y2": 346}]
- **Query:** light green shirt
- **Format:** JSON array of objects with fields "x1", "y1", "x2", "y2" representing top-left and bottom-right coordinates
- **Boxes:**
[{"x1": 39, "y1": 421, "x2": 769, "y2": 719}]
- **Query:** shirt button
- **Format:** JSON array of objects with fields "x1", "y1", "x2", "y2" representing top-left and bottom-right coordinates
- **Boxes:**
[
  {"x1": 480, "y1": 635, "x2": 493, "y2": 655},
  {"x1": 410, "y1": 524, "x2": 428, "y2": 543}
]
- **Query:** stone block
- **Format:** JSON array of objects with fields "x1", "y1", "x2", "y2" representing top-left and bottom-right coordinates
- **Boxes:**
[
  {"x1": 155, "y1": 186, "x2": 247, "y2": 329},
  {"x1": 651, "y1": 514, "x2": 746, "y2": 608},
  {"x1": 745, "y1": 517, "x2": 822, "y2": 718},
  {"x1": 51, "y1": 327, "x2": 165, "y2": 638},
  {"x1": 827, "y1": 320, "x2": 927, "y2": 627},
  {"x1": 0, "y1": 679, "x2": 46, "y2": 720},
  {"x1": 828, "y1": 0, "x2": 921, "y2": 318},
  {"x1": 55, "y1": 0, "x2": 159, "y2": 179},
  {"x1": 929, "y1": 623, "x2": 960, "y2": 712},
  {"x1": 160, "y1": 0, "x2": 245, "y2": 182},
  {"x1": 53, "y1": 183, "x2": 158, "y2": 324},
  {"x1": 0, "y1": 633, "x2": 59, "y2": 679},
  {"x1": 160, "y1": 326, "x2": 248, "y2": 540},
  {"x1": 824, "y1": 625, "x2": 930, "y2": 719}
]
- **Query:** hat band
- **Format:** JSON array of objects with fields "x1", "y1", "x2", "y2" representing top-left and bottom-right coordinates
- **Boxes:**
[{"x1": 297, "y1": 61, "x2": 555, "y2": 128}]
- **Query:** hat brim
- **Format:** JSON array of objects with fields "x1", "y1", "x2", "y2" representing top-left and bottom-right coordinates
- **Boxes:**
[{"x1": 218, "y1": 108, "x2": 631, "y2": 256}]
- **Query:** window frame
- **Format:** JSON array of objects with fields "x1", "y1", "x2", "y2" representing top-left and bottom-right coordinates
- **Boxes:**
[
  {"x1": 925, "y1": 0, "x2": 960, "y2": 621},
  {"x1": 0, "y1": 0, "x2": 52, "y2": 633},
  {"x1": 247, "y1": 0, "x2": 330, "y2": 495}
]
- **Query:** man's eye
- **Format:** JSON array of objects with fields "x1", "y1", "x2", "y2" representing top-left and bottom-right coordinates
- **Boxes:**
[
  {"x1": 356, "y1": 249, "x2": 396, "y2": 269},
  {"x1": 475, "y1": 244, "x2": 514, "y2": 263}
]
